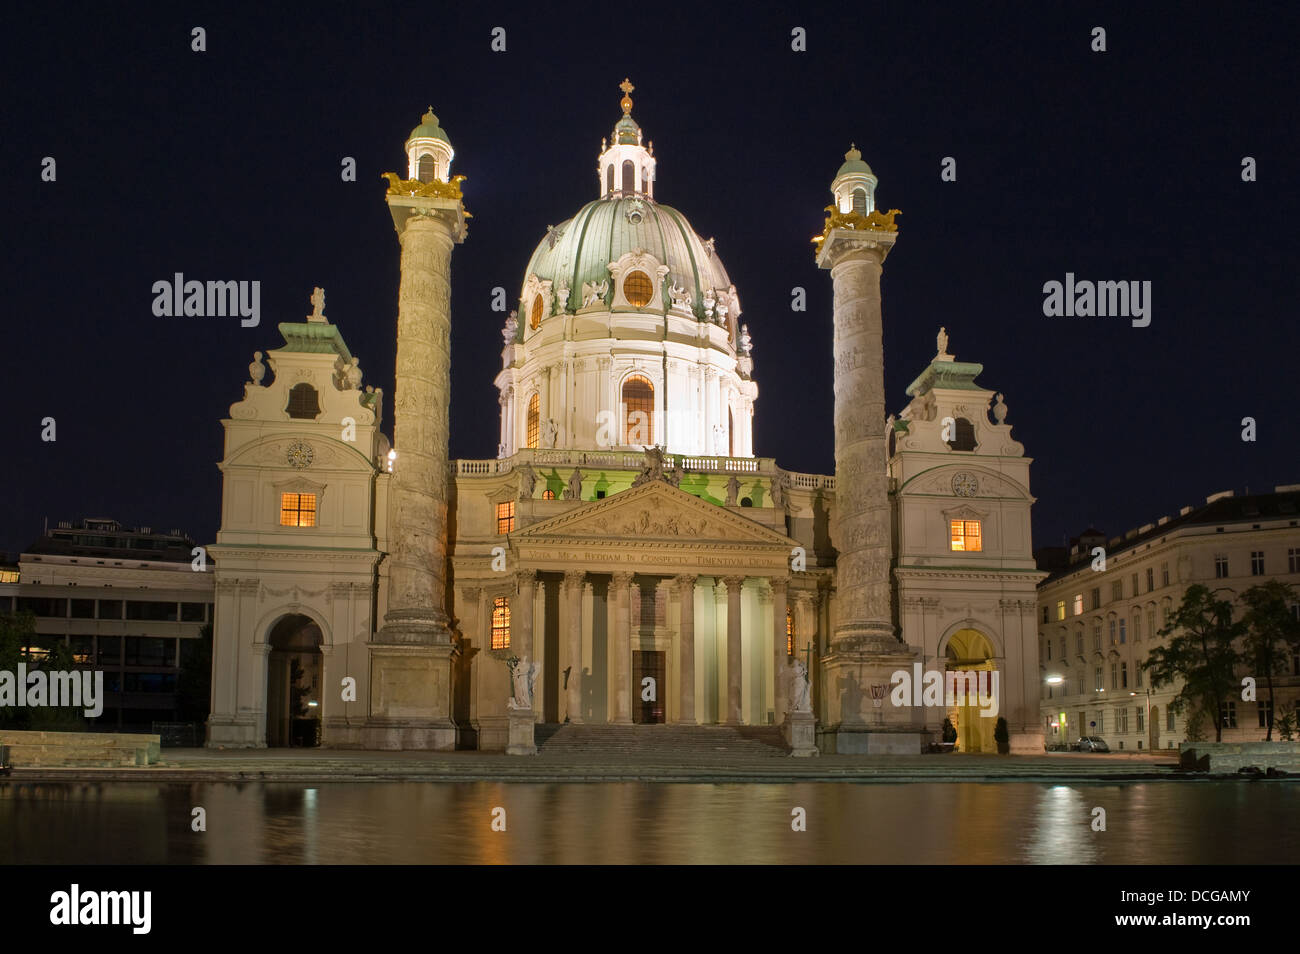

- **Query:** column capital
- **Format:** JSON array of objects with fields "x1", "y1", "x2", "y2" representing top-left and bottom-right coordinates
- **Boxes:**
[
  {"x1": 722, "y1": 575, "x2": 746, "y2": 589},
  {"x1": 515, "y1": 569, "x2": 537, "y2": 590},
  {"x1": 673, "y1": 573, "x2": 698, "y2": 590},
  {"x1": 768, "y1": 576, "x2": 790, "y2": 593},
  {"x1": 562, "y1": 570, "x2": 586, "y2": 590},
  {"x1": 611, "y1": 571, "x2": 636, "y2": 588}
]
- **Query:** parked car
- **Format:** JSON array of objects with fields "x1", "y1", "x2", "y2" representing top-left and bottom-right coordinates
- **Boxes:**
[{"x1": 1075, "y1": 736, "x2": 1110, "y2": 752}]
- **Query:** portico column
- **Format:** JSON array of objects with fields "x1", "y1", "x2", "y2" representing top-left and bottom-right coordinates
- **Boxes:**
[
  {"x1": 612, "y1": 572, "x2": 635, "y2": 723},
  {"x1": 516, "y1": 570, "x2": 536, "y2": 662},
  {"x1": 563, "y1": 570, "x2": 585, "y2": 724},
  {"x1": 675, "y1": 574, "x2": 697, "y2": 725},
  {"x1": 771, "y1": 577, "x2": 789, "y2": 723},
  {"x1": 723, "y1": 575, "x2": 744, "y2": 724}
]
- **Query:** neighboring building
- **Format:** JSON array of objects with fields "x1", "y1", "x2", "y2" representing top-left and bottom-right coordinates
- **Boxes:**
[
  {"x1": 206, "y1": 82, "x2": 1042, "y2": 753},
  {"x1": 1037, "y1": 486, "x2": 1300, "y2": 750},
  {"x1": 0, "y1": 518, "x2": 214, "y2": 730}
]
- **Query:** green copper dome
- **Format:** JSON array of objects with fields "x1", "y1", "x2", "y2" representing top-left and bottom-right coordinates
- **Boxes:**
[
  {"x1": 836, "y1": 143, "x2": 874, "y2": 178},
  {"x1": 408, "y1": 107, "x2": 449, "y2": 143},
  {"x1": 523, "y1": 198, "x2": 731, "y2": 321}
]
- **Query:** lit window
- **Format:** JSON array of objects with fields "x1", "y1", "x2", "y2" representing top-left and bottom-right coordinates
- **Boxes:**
[
  {"x1": 286, "y1": 383, "x2": 320, "y2": 420},
  {"x1": 622, "y1": 375, "x2": 654, "y2": 444},
  {"x1": 525, "y1": 393, "x2": 540, "y2": 449},
  {"x1": 542, "y1": 489, "x2": 555, "y2": 500},
  {"x1": 280, "y1": 493, "x2": 317, "y2": 527},
  {"x1": 1055, "y1": 600, "x2": 1065, "y2": 621},
  {"x1": 1073, "y1": 594, "x2": 1083, "y2": 616},
  {"x1": 491, "y1": 597, "x2": 511, "y2": 650},
  {"x1": 623, "y1": 270, "x2": 653, "y2": 308},
  {"x1": 529, "y1": 294, "x2": 544, "y2": 330},
  {"x1": 950, "y1": 520, "x2": 982, "y2": 552},
  {"x1": 496, "y1": 501, "x2": 515, "y2": 534},
  {"x1": 786, "y1": 607, "x2": 795, "y2": 657}
]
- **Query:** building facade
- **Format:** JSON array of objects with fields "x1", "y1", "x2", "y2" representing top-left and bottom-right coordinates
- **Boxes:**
[
  {"x1": 206, "y1": 83, "x2": 1043, "y2": 753},
  {"x1": 0, "y1": 519, "x2": 214, "y2": 731},
  {"x1": 1038, "y1": 486, "x2": 1300, "y2": 750}
]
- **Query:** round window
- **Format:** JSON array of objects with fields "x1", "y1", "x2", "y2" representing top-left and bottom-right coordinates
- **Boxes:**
[{"x1": 623, "y1": 270, "x2": 653, "y2": 307}]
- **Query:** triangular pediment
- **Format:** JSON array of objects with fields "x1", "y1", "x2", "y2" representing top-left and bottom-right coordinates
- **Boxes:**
[{"x1": 514, "y1": 480, "x2": 795, "y2": 548}]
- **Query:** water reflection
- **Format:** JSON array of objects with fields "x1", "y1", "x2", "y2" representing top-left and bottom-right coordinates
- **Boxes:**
[{"x1": 0, "y1": 781, "x2": 1293, "y2": 864}]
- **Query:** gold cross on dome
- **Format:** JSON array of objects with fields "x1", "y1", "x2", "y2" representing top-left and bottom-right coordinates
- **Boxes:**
[
  {"x1": 619, "y1": 78, "x2": 634, "y2": 96},
  {"x1": 619, "y1": 78, "x2": 634, "y2": 114}
]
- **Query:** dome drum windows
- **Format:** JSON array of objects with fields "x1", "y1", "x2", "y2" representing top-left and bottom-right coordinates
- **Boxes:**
[
  {"x1": 519, "y1": 275, "x2": 554, "y2": 331},
  {"x1": 607, "y1": 251, "x2": 669, "y2": 312},
  {"x1": 620, "y1": 374, "x2": 654, "y2": 446}
]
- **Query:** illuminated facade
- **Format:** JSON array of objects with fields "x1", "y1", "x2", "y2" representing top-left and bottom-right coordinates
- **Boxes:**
[{"x1": 205, "y1": 82, "x2": 1044, "y2": 754}]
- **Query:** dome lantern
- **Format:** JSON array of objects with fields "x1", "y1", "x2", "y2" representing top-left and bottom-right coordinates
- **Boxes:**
[
  {"x1": 405, "y1": 107, "x2": 454, "y2": 183},
  {"x1": 597, "y1": 78, "x2": 656, "y2": 199},
  {"x1": 830, "y1": 143, "x2": 878, "y2": 216}
]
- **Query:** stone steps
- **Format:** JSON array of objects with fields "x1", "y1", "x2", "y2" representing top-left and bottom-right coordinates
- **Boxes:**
[{"x1": 535, "y1": 723, "x2": 789, "y2": 757}]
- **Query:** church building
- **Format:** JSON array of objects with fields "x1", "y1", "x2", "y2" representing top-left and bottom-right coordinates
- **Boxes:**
[{"x1": 205, "y1": 81, "x2": 1044, "y2": 755}]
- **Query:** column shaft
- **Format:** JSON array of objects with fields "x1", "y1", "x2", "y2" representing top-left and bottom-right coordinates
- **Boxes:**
[
  {"x1": 563, "y1": 571, "x2": 584, "y2": 724},
  {"x1": 771, "y1": 578, "x2": 789, "y2": 722},
  {"x1": 613, "y1": 572, "x2": 634, "y2": 723},
  {"x1": 676, "y1": 574, "x2": 697, "y2": 725},
  {"x1": 724, "y1": 576, "x2": 744, "y2": 724}
]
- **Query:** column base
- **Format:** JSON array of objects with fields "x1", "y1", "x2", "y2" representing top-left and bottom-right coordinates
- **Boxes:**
[
  {"x1": 1011, "y1": 730, "x2": 1046, "y2": 754},
  {"x1": 205, "y1": 715, "x2": 261, "y2": 748},
  {"x1": 506, "y1": 707, "x2": 537, "y2": 755},
  {"x1": 366, "y1": 641, "x2": 456, "y2": 750},
  {"x1": 376, "y1": 607, "x2": 452, "y2": 645},
  {"x1": 360, "y1": 721, "x2": 456, "y2": 751},
  {"x1": 818, "y1": 724, "x2": 925, "y2": 755}
]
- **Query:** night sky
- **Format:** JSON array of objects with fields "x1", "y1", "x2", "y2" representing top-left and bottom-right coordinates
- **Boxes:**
[{"x1": 4, "y1": 3, "x2": 1297, "y2": 559}]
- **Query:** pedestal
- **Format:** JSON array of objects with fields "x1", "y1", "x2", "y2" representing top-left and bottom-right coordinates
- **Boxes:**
[
  {"x1": 362, "y1": 643, "x2": 456, "y2": 750},
  {"x1": 506, "y1": 707, "x2": 537, "y2": 756},
  {"x1": 784, "y1": 710, "x2": 819, "y2": 757}
]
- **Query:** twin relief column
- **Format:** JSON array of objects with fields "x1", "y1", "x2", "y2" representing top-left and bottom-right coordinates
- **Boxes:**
[{"x1": 365, "y1": 122, "x2": 468, "y2": 751}]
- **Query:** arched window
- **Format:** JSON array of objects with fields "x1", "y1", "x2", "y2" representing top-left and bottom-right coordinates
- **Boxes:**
[
  {"x1": 852, "y1": 188, "x2": 867, "y2": 215},
  {"x1": 491, "y1": 597, "x2": 511, "y2": 650},
  {"x1": 286, "y1": 383, "x2": 320, "y2": 419},
  {"x1": 786, "y1": 606, "x2": 795, "y2": 657},
  {"x1": 622, "y1": 374, "x2": 653, "y2": 445},
  {"x1": 417, "y1": 153, "x2": 436, "y2": 183},
  {"x1": 621, "y1": 160, "x2": 635, "y2": 194},
  {"x1": 946, "y1": 417, "x2": 977, "y2": 451},
  {"x1": 525, "y1": 393, "x2": 540, "y2": 449},
  {"x1": 623, "y1": 270, "x2": 652, "y2": 307},
  {"x1": 605, "y1": 164, "x2": 614, "y2": 195},
  {"x1": 529, "y1": 293, "x2": 544, "y2": 330}
]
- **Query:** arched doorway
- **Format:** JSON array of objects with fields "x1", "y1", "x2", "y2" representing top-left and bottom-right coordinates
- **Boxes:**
[
  {"x1": 266, "y1": 614, "x2": 323, "y2": 747},
  {"x1": 944, "y1": 628, "x2": 998, "y2": 754}
]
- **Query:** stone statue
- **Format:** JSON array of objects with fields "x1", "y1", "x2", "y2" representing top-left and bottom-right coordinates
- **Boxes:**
[
  {"x1": 581, "y1": 280, "x2": 608, "y2": 308},
  {"x1": 668, "y1": 281, "x2": 692, "y2": 311},
  {"x1": 516, "y1": 462, "x2": 536, "y2": 500},
  {"x1": 508, "y1": 657, "x2": 539, "y2": 710},
  {"x1": 725, "y1": 475, "x2": 740, "y2": 507},
  {"x1": 545, "y1": 224, "x2": 564, "y2": 249},
  {"x1": 344, "y1": 358, "x2": 362, "y2": 391},
  {"x1": 770, "y1": 471, "x2": 790, "y2": 509},
  {"x1": 541, "y1": 418, "x2": 559, "y2": 448},
  {"x1": 248, "y1": 351, "x2": 266, "y2": 386},
  {"x1": 498, "y1": 442, "x2": 507, "y2": 460},
  {"x1": 993, "y1": 392, "x2": 1008, "y2": 424},
  {"x1": 704, "y1": 237, "x2": 716, "y2": 256},
  {"x1": 502, "y1": 310, "x2": 518, "y2": 345},
  {"x1": 631, "y1": 445, "x2": 667, "y2": 487},
  {"x1": 308, "y1": 287, "x2": 326, "y2": 322},
  {"x1": 563, "y1": 467, "x2": 583, "y2": 500},
  {"x1": 702, "y1": 287, "x2": 716, "y2": 320},
  {"x1": 739, "y1": 324, "x2": 752, "y2": 356},
  {"x1": 556, "y1": 281, "x2": 570, "y2": 313},
  {"x1": 669, "y1": 462, "x2": 684, "y2": 487},
  {"x1": 789, "y1": 659, "x2": 812, "y2": 713},
  {"x1": 936, "y1": 326, "x2": 949, "y2": 356}
]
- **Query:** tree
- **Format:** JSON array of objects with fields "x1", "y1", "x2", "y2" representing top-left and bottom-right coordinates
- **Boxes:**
[
  {"x1": 0, "y1": 612, "x2": 84, "y2": 730},
  {"x1": 175, "y1": 623, "x2": 213, "y2": 725},
  {"x1": 1240, "y1": 581, "x2": 1300, "y2": 741},
  {"x1": 1143, "y1": 584, "x2": 1242, "y2": 743}
]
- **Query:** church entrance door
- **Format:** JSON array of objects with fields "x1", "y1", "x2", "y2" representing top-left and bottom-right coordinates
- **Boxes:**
[
  {"x1": 633, "y1": 650, "x2": 666, "y2": 724},
  {"x1": 266, "y1": 614, "x2": 323, "y2": 747}
]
